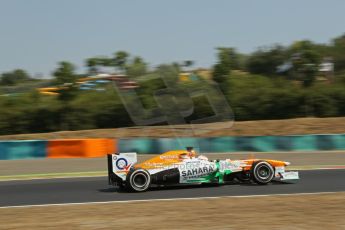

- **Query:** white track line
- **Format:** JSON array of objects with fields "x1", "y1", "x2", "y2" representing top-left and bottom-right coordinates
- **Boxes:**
[
  {"x1": 0, "y1": 174, "x2": 106, "y2": 182},
  {"x1": 0, "y1": 191, "x2": 343, "y2": 209}
]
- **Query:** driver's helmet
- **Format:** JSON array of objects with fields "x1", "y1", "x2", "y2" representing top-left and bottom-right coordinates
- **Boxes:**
[{"x1": 186, "y1": 147, "x2": 196, "y2": 158}]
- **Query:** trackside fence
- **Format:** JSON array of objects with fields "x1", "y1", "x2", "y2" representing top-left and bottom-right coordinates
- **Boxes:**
[
  {"x1": 118, "y1": 134, "x2": 345, "y2": 154},
  {"x1": 0, "y1": 134, "x2": 344, "y2": 160}
]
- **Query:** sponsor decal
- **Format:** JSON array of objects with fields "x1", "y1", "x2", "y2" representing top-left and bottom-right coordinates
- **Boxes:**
[
  {"x1": 181, "y1": 165, "x2": 215, "y2": 179},
  {"x1": 275, "y1": 166, "x2": 285, "y2": 177},
  {"x1": 112, "y1": 153, "x2": 137, "y2": 180},
  {"x1": 160, "y1": 155, "x2": 179, "y2": 160},
  {"x1": 219, "y1": 160, "x2": 243, "y2": 172},
  {"x1": 280, "y1": 171, "x2": 299, "y2": 179},
  {"x1": 116, "y1": 158, "x2": 129, "y2": 170}
]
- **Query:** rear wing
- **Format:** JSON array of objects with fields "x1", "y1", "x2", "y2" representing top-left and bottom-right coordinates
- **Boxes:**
[
  {"x1": 107, "y1": 154, "x2": 117, "y2": 185},
  {"x1": 107, "y1": 153, "x2": 137, "y2": 185}
]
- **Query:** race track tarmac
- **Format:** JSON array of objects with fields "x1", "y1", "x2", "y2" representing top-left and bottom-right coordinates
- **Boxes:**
[{"x1": 0, "y1": 169, "x2": 344, "y2": 207}]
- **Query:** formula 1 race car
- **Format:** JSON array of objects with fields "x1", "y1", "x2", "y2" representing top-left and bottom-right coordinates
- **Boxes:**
[{"x1": 107, "y1": 147, "x2": 299, "y2": 192}]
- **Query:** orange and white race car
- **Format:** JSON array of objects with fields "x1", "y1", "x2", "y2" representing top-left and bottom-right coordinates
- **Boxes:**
[{"x1": 107, "y1": 147, "x2": 299, "y2": 192}]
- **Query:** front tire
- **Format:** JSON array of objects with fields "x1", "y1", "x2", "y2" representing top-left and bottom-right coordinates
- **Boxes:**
[
  {"x1": 126, "y1": 168, "x2": 151, "y2": 192},
  {"x1": 251, "y1": 161, "x2": 274, "y2": 185}
]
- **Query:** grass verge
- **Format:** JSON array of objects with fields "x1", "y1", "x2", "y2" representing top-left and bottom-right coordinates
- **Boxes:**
[{"x1": 0, "y1": 193, "x2": 344, "y2": 229}]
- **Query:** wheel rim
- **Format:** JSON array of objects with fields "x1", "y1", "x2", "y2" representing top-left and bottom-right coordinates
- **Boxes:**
[
  {"x1": 257, "y1": 165, "x2": 271, "y2": 180},
  {"x1": 131, "y1": 172, "x2": 149, "y2": 190}
]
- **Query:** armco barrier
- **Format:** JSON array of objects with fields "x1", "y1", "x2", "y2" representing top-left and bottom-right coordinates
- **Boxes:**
[
  {"x1": 47, "y1": 139, "x2": 116, "y2": 158},
  {"x1": 0, "y1": 135, "x2": 344, "y2": 160},
  {"x1": 334, "y1": 135, "x2": 345, "y2": 150},
  {"x1": 0, "y1": 140, "x2": 47, "y2": 160},
  {"x1": 118, "y1": 134, "x2": 345, "y2": 154}
]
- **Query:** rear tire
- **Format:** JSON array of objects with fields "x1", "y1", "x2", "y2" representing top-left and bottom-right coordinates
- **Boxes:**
[
  {"x1": 251, "y1": 161, "x2": 274, "y2": 185},
  {"x1": 126, "y1": 168, "x2": 151, "y2": 192}
]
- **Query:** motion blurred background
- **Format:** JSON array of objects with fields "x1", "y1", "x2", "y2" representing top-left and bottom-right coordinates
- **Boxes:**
[{"x1": 0, "y1": 0, "x2": 344, "y2": 137}]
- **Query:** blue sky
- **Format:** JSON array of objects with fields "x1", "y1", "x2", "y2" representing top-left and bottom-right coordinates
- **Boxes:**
[{"x1": 0, "y1": 0, "x2": 344, "y2": 76}]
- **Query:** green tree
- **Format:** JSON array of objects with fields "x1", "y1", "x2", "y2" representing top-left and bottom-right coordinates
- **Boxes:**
[
  {"x1": 53, "y1": 61, "x2": 78, "y2": 102},
  {"x1": 156, "y1": 64, "x2": 180, "y2": 85},
  {"x1": 213, "y1": 47, "x2": 239, "y2": 84},
  {"x1": 53, "y1": 61, "x2": 77, "y2": 85},
  {"x1": 289, "y1": 40, "x2": 321, "y2": 87},
  {"x1": 331, "y1": 34, "x2": 345, "y2": 72},
  {"x1": 114, "y1": 51, "x2": 129, "y2": 72},
  {"x1": 183, "y1": 60, "x2": 194, "y2": 68},
  {"x1": 86, "y1": 58, "x2": 99, "y2": 75},
  {"x1": 126, "y1": 56, "x2": 148, "y2": 77},
  {"x1": 299, "y1": 63, "x2": 318, "y2": 87},
  {"x1": 247, "y1": 45, "x2": 287, "y2": 76},
  {"x1": 99, "y1": 57, "x2": 114, "y2": 67},
  {"x1": 53, "y1": 61, "x2": 79, "y2": 130},
  {"x1": 0, "y1": 69, "x2": 31, "y2": 85},
  {"x1": 85, "y1": 57, "x2": 113, "y2": 75}
]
